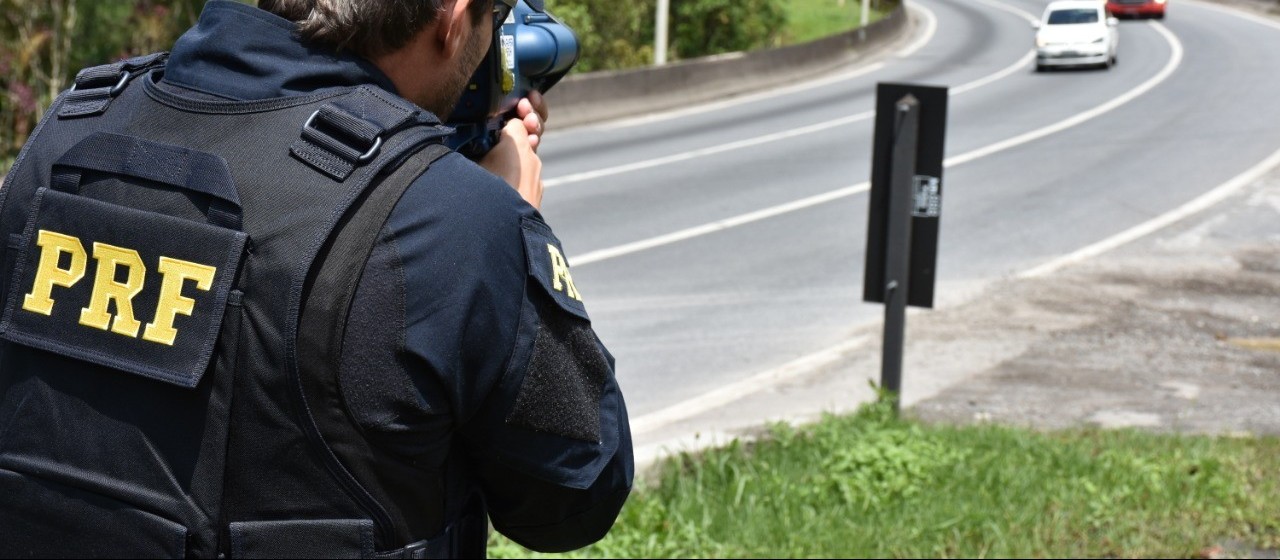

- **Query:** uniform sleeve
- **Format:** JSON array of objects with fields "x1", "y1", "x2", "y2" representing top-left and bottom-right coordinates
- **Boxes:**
[
  {"x1": 390, "y1": 154, "x2": 632, "y2": 552},
  {"x1": 459, "y1": 216, "x2": 634, "y2": 552}
]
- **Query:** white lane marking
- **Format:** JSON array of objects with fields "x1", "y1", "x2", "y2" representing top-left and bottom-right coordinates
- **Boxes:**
[
  {"x1": 571, "y1": 22, "x2": 1183, "y2": 267},
  {"x1": 947, "y1": 21, "x2": 1182, "y2": 167},
  {"x1": 548, "y1": 45, "x2": 1033, "y2": 189},
  {"x1": 594, "y1": 63, "x2": 885, "y2": 132},
  {"x1": 606, "y1": 0, "x2": 1038, "y2": 138},
  {"x1": 897, "y1": 0, "x2": 941, "y2": 57},
  {"x1": 555, "y1": 0, "x2": 1051, "y2": 192},
  {"x1": 546, "y1": 115, "x2": 867, "y2": 188},
  {"x1": 1019, "y1": 144, "x2": 1280, "y2": 278},
  {"x1": 968, "y1": 0, "x2": 1040, "y2": 24},
  {"x1": 950, "y1": 49, "x2": 1035, "y2": 95},
  {"x1": 572, "y1": 184, "x2": 869, "y2": 265},
  {"x1": 631, "y1": 336, "x2": 872, "y2": 436},
  {"x1": 549, "y1": 0, "x2": 1051, "y2": 189},
  {"x1": 588, "y1": 2, "x2": 940, "y2": 132}
]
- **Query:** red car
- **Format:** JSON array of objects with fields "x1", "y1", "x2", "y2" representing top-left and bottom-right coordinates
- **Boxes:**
[{"x1": 1106, "y1": 0, "x2": 1166, "y2": 19}]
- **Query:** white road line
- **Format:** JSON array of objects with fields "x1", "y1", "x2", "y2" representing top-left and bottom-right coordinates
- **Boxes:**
[
  {"x1": 546, "y1": 115, "x2": 869, "y2": 188},
  {"x1": 572, "y1": 184, "x2": 870, "y2": 266},
  {"x1": 949, "y1": 49, "x2": 1035, "y2": 95},
  {"x1": 594, "y1": 63, "x2": 886, "y2": 132},
  {"x1": 946, "y1": 21, "x2": 1183, "y2": 167},
  {"x1": 1012, "y1": 0, "x2": 1280, "y2": 280},
  {"x1": 571, "y1": 22, "x2": 1182, "y2": 267},
  {"x1": 594, "y1": 0, "x2": 1032, "y2": 138},
  {"x1": 631, "y1": 336, "x2": 873, "y2": 435},
  {"x1": 968, "y1": 0, "x2": 1040, "y2": 24},
  {"x1": 897, "y1": 0, "x2": 941, "y2": 57},
  {"x1": 548, "y1": 44, "x2": 1035, "y2": 189},
  {"x1": 1019, "y1": 145, "x2": 1280, "y2": 278}
]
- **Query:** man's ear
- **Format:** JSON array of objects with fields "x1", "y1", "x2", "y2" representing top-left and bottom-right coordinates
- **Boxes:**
[{"x1": 436, "y1": 0, "x2": 475, "y2": 60}]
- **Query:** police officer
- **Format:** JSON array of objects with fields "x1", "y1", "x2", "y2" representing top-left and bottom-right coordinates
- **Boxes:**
[{"x1": 0, "y1": 0, "x2": 631, "y2": 557}]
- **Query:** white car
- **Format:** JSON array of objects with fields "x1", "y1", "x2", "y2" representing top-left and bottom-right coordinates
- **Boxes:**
[{"x1": 1034, "y1": 1, "x2": 1120, "y2": 71}]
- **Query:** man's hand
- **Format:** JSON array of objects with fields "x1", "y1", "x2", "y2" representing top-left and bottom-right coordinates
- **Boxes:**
[
  {"x1": 481, "y1": 92, "x2": 549, "y2": 209},
  {"x1": 519, "y1": 90, "x2": 548, "y2": 150}
]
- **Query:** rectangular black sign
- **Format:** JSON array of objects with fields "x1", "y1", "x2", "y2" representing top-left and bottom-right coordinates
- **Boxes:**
[{"x1": 863, "y1": 82, "x2": 949, "y2": 308}]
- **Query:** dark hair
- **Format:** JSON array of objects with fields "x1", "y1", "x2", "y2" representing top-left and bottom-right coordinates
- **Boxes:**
[{"x1": 259, "y1": 0, "x2": 492, "y2": 58}]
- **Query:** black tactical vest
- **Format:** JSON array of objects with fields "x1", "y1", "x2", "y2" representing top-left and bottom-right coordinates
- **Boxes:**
[{"x1": 0, "y1": 54, "x2": 478, "y2": 558}]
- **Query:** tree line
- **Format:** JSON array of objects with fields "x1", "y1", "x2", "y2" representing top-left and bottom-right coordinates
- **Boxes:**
[{"x1": 0, "y1": 0, "x2": 806, "y2": 170}]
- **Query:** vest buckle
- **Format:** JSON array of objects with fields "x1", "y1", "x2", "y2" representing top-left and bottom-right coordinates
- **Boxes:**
[
  {"x1": 59, "y1": 52, "x2": 168, "y2": 119},
  {"x1": 69, "y1": 72, "x2": 130, "y2": 97},
  {"x1": 303, "y1": 109, "x2": 384, "y2": 164},
  {"x1": 292, "y1": 103, "x2": 394, "y2": 180}
]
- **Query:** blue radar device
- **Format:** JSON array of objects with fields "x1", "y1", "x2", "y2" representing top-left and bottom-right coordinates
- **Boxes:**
[{"x1": 446, "y1": 0, "x2": 580, "y2": 159}]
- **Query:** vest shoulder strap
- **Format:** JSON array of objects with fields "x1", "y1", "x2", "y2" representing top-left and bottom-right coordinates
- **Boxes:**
[
  {"x1": 59, "y1": 52, "x2": 168, "y2": 119},
  {"x1": 300, "y1": 142, "x2": 452, "y2": 360},
  {"x1": 293, "y1": 142, "x2": 455, "y2": 547}
]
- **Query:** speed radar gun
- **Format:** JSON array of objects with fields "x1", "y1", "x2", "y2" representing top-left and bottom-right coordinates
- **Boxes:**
[{"x1": 446, "y1": 0, "x2": 580, "y2": 159}]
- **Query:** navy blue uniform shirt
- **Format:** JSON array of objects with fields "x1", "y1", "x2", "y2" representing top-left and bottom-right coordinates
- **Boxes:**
[{"x1": 162, "y1": 1, "x2": 632, "y2": 551}]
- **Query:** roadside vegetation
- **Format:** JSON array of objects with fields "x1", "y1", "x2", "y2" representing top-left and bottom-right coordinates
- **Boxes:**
[
  {"x1": 492, "y1": 398, "x2": 1280, "y2": 558},
  {"x1": 556, "y1": 0, "x2": 898, "y2": 72},
  {"x1": 781, "y1": 0, "x2": 896, "y2": 45},
  {"x1": 0, "y1": 0, "x2": 897, "y2": 172},
  {"x1": 0, "y1": 0, "x2": 204, "y2": 174}
]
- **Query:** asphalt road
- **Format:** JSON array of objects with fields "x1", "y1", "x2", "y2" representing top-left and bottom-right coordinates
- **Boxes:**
[{"x1": 535, "y1": 0, "x2": 1280, "y2": 439}]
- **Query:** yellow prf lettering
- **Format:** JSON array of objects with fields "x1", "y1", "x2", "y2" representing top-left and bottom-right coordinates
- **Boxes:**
[
  {"x1": 546, "y1": 244, "x2": 582, "y2": 301},
  {"x1": 23, "y1": 230, "x2": 89, "y2": 316},
  {"x1": 79, "y1": 242, "x2": 146, "y2": 336},
  {"x1": 142, "y1": 257, "x2": 216, "y2": 346}
]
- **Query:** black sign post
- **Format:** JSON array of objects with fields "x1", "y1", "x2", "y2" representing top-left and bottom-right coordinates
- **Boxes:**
[{"x1": 863, "y1": 83, "x2": 949, "y2": 413}]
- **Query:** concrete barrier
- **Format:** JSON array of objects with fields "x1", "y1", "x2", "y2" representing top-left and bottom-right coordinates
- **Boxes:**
[{"x1": 546, "y1": 3, "x2": 909, "y2": 129}]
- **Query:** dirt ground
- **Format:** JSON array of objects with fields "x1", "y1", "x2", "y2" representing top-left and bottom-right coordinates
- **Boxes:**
[
  {"x1": 902, "y1": 0, "x2": 1280, "y2": 435},
  {"x1": 623, "y1": 1, "x2": 1280, "y2": 479},
  {"x1": 908, "y1": 162, "x2": 1280, "y2": 436}
]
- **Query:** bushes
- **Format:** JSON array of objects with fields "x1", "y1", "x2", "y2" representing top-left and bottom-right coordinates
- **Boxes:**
[
  {"x1": 0, "y1": 0, "x2": 203, "y2": 172},
  {"x1": 548, "y1": 0, "x2": 789, "y2": 71},
  {"x1": 670, "y1": 0, "x2": 788, "y2": 59},
  {"x1": 545, "y1": 0, "x2": 657, "y2": 72},
  {"x1": 0, "y1": 0, "x2": 799, "y2": 171}
]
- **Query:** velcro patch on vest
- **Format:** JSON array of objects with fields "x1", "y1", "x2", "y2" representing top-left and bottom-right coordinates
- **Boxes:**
[
  {"x1": 0, "y1": 188, "x2": 246, "y2": 389},
  {"x1": 521, "y1": 217, "x2": 589, "y2": 321}
]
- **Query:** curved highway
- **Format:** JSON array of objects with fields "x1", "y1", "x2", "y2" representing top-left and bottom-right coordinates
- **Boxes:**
[{"x1": 534, "y1": 0, "x2": 1280, "y2": 431}]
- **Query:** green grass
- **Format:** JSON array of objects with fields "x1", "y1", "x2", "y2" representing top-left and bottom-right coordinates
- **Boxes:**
[
  {"x1": 491, "y1": 399, "x2": 1280, "y2": 558},
  {"x1": 781, "y1": 0, "x2": 896, "y2": 45}
]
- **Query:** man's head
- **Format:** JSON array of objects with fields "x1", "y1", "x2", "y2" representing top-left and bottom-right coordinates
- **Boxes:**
[{"x1": 259, "y1": 0, "x2": 498, "y2": 118}]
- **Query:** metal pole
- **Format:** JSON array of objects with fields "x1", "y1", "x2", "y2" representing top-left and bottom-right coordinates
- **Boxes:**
[
  {"x1": 859, "y1": 0, "x2": 871, "y2": 40},
  {"x1": 655, "y1": 0, "x2": 670, "y2": 66},
  {"x1": 881, "y1": 94, "x2": 919, "y2": 413}
]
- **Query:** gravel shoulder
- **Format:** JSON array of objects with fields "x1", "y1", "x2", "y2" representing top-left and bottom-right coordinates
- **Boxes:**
[
  {"x1": 909, "y1": 0, "x2": 1280, "y2": 430},
  {"x1": 909, "y1": 162, "x2": 1280, "y2": 434},
  {"x1": 635, "y1": 20, "x2": 1280, "y2": 464}
]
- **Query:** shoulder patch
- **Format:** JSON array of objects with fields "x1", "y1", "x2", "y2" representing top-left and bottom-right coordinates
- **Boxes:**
[{"x1": 521, "y1": 217, "x2": 589, "y2": 321}]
